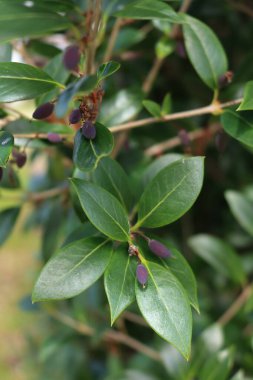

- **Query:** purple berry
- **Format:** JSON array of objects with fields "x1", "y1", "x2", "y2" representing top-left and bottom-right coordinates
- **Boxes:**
[
  {"x1": 63, "y1": 45, "x2": 80, "y2": 71},
  {"x1": 0, "y1": 167, "x2": 3, "y2": 181},
  {"x1": 82, "y1": 121, "x2": 96, "y2": 140},
  {"x1": 148, "y1": 239, "x2": 171, "y2": 258},
  {"x1": 47, "y1": 133, "x2": 62, "y2": 143},
  {"x1": 32, "y1": 102, "x2": 54, "y2": 120},
  {"x1": 15, "y1": 152, "x2": 27, "y2": 168},
  {"x1": 136, "y1": 264, "x2": 148, "y2": 287},
  {"x1": 69, "y1": 109, "x2": 81, "y2": 124}
]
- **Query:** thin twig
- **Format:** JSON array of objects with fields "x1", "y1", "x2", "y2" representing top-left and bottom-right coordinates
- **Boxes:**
[
  {"x1": 26, "y1": 185, "x2": 68, "y2": 202},
  {"x1": 48, "y1": 309, "x2": 161, "y2": 362},
  {"x1": 217, "y1": 283, "x2": 253, "y2": 326},
  {"x1": 86, "y1": 0, "x2": 102, "y2": 74},
  {"x1": 142, "y1": 57, "x2": 164, "y2": 94},
  {"x1": 123, "y1": 311, "x2": 147, "y2": 327},
  {"x1": 103, "y1": 19, "x2": 122, "y2": 62},
  {"x1": 145, "y1": 123, "x2": 220, "y2": 156}
]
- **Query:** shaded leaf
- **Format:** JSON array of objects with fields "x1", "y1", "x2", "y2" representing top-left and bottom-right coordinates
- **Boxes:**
[
  {"x1": 225, "y1": 190, "x2": 253, "y2": 237},
  {"x1": 0, "y1": 207, "x2": 20, "y2": 246},
  {"x1": 221, "y1": 110, "x2": 253, "y2": 148},
  {"x1": 0, "y1": 131, "x2": 14, "y2": 167}
]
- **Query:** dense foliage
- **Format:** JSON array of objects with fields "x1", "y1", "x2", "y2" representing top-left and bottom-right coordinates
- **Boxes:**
[{"x1": 1, "y1": 0, "x2": 253, "y2": 379}]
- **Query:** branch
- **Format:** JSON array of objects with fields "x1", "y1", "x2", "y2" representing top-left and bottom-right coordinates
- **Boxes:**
[
  {"x1": 25, "y1": 185, "x2": 68, "y2": 203},
  {"x1": 217, "y1": 283, "x2": 253, "y2": 326},
  {"x1": 48, "y1": 309, "x2": 161, "y2": 362},
  {"x1": 103, "y1": 19, "x2": 122, "y2": 62},
  {"x1": 86, "y1": 0, "x2": 102, "y2": 74}
]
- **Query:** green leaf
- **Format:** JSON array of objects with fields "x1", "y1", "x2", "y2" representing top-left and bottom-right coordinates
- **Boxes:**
[
  {"x1": 0, "y1": 131, "x2": 14, "y2": 167},
  {"x1": 155, "y1": 37, "x2": 175, "y2": 59},
  {"x1": 55, "y1": 74, "x2": 98, "y2": 117},
  {"x1": 73, "y1": 123, "x2": 113, "y2": 172},
  {"x1": 104, "y1": 245, "x2": 135, "y2": 324},
  {"x1": 71, "y1": 179, "x2": 130, "y2": 242},
  {"x1": 32, "y1": 237, "x2": 112, "y2": 301},
  {"x1": 182, "y1": 15, "x2": 228, "y2": 89},
  {"x1": 0, "y1": 62, "x2": 64, "y2": 103},
  {"x1": 114, "y1": 0, "x2": 180, "y2": 22},
  {"x1": 114, "y1": 27, "x2": 145, "y2": 52},
  {"x1": 161, "y1": 93, "x2": 172, "y2": 116},
  {"x1": 100, "y1": 88, "x2": 144, "y2": 126},
  {"x1": 97, "y1": 61, "x2": 121, "y2": 82},
  {"x1": 92, "y1": 157, "x2": 133, "y2": 211},
  {"x1": 143, "y1": 153, "x2": 182, "y2": 185},
  {"x1": 221, "y1": 110, "x2": 253, "y2": 148},
  {"x1": 188, "y1": 234, "x2": 246, "y2": 284},
  {"x1": 0, "y1": 207, "x2": 20, "y2": 246},
  {"x1": 0, "y1": 2, "x2": 70, "y2": 43},
  {"x1": 199, "y1": 348, "x2": 235, "y2": 380},
  {"x1": 0, "y1": 43, "x2": 12, "y2": 62},
  {"x1": 5, "y1": 118, "x2": 73, "y2": 135},
  {"x1": 135, "y1": 157, "x2": 204, "y2": 229},
  {"x1": 237, "y1": 81, "x2": 253, "y2": 111},
  {"x1": 225, "y1": 190, "x2": 253, "y2": 237},
  {"x1": 135, "y1": 261, "x2": 192, "y2": 359},
  {"x1": 142, "y1": 100, "x2": 161, "y2": 117}
]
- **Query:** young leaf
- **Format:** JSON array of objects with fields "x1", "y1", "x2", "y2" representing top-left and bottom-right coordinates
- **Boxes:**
[
  {"x1": 188, "y1": 234, "x2": 246, "y2": 285},
  {"x1": 221, "y1": 110, "x2": 253, "y2": 148},
  {"x1": 113, "y1": 0, "x2": 180, "y2": 22},
  {"x1": 182, "y1": 15, "x2": 228, "y2": 89},
  {"x1": 104, "y1": 245, "x2": 135, "y2": 324},
  {"x1": 92, "y1": 157, "x2": 133, "y2": 211},
  {"x1": 237, "y1": 81, "x2": 253, "y2": 111},
  {"x1": 32, "y1": 237, "x2": 112, "y2": 301},
  {"x1": 0, "y1": 62, "x2": 64, "y2": 102},
  {"x1": 73, "y1": 123, "x2": 113, "y2": 172},
  {"x1": 71, "y1": 179, "x2": 130, "y2": 242},
  {"x1": 161, "y1": 93, "x2": 172, "y2": 116},
  {"x1": 97, "y1": 61, "x2": 120, "y2": 82},
  {"x1": 0, "y1": 131, "x2": 14, "y2": 167},
  {"x1": 225, "y1": 190, "x2": 253, "y2": 237},
  {"x1": 0, "y1": 207, "x2": 20, "y2": 246},
  {"x1": 142, "y1": 100, "x2": 161, "y2": 117},
  {"x1": 134, "y1": 157, "x2": 204, "y2": 229},
  {"x1": 135, "y1": 261, "x2": 192, "y2": 360},
  {"x1": 155, "y1": 37, "x2": 175, "y2": 59}
]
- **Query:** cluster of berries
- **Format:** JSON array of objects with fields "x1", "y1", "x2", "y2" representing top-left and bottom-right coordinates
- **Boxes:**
[{"x1": 133, "y1": 238, "x2": 172, "y2": 288}]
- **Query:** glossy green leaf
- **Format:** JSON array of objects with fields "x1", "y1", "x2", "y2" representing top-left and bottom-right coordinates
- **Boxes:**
[
  {"x1": 0, "y1": 62, "x2": 64, "y2": 103},
  {"x1": 237, "y1": 81, "x2": 253, "y2": 111},
  {"x1": 0, "y1": 131, "x2": 14, "y2": 167},
  {"x1": 143, "y1": 153, "x2": 182, "y2": 185},
  {"x1": 0, "y1": 43, "x2": 12, "y2": 62},
  {"x1": 73, "y1": 123, "x2": 113, "y2": 172},
  {"x1": 142, "y1": 100, "x2": 161, "y2": 117},
  {"x1": 105, "y1": 245, "x2": 135, "y2": 324},
  {"x1": 100, "y1": 88, "x2": 143, "y2": 126},
  {"x1": 5, "y1": 119, "x2": 73, "y2": 135},
  {"x1": 0, "y1": 2, "x2": 70, "y2": 43},
  {"x1": 188, "y1": 234, "x2": 246, "y2": 284},
  {"x1": 71, "y1": 179, "x2": 130, "y2": 242},
  {"x1": 135, "y1": 261, "x2": 192, "y2": 359},
  {"x1": 114, "y1": 0, "x2": 179, "y2": 22},
  {"x1": 135, "y1": 157, "x2": 204, "y2": 229},
  {"x1": 92, "y1": 157, "x2": 133, "y2": 211},
  {"x1": 55, "y1": 74, "x2": 98, "y2": 117},
  {"x1": 225, "y1": 190, "x2": 253, "y2": 237},
  {"x1": 0, "y1": 207, "x2": 20, "y2": 246},
  {"x1": 97, "y1": 61, "x2": 120, "y2": 82},
  {"x1": 182, "y1": 15, "x2": 228, "y2": 89},
  {"x1": 32, "y1": 237, "x2": 112, "y2": 301},
  {"x1": 221, "y1": 110, "x2": 253, "y2": 148}
]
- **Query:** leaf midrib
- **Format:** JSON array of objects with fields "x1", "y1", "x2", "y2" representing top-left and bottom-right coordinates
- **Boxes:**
[
  {"x1": 0, "y1": 75, "x2": 64, "y2": 88},
  {"x1": 113, "y1": 256, "x2": 130, "y2": 319}
]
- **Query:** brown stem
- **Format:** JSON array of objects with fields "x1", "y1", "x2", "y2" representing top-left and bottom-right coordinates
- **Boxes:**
[
  {"x1": 86, "y1": 0, "x2": 102, "y2": 74},
  {"x1": 103, "y1": 19, "x2": 122, "y2": 62},
  {"x1": 142, "y1": 57, "x2": 164, "y2": 94},
  {"x1": 26, "y1": 185, "x2": 68, "y2": 202},
  {"x1": 217, "y1": 283, "x2": 253, "y2": 326}
]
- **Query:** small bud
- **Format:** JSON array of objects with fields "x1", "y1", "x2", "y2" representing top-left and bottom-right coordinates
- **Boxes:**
[
  {"x1": 218, "y1": 71, "x2": 233, "y2": 89},
  {"x1": 47, "y1": 133, "x2": 62, "y2": 143},
  {"x1": 69, "y1": 108, "x2": 81, "y2": 124},
  {"x1": 15, "y1": 152, "x2": 27, "y2": 168},
  {"x1": 136, "y1": 264, "x2": 148, "y2": 287},
  {"x1": 32, "y1": 102, "x2": 54, "y2": 120},
  {"x1": 148, "y1": 239, "x2": 171, "y2": 258},
  {"x1": 82, "y1": 121, "x2": 96, "y2": 140},
  {"x1": 0, "y1": 167, "x2": 3, "y2": 182},
  {"x1": 63, "y1": 45, "x2": 80, "y2": 71}
]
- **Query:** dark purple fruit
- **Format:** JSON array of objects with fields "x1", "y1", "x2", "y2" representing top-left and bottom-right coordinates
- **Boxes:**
[
  {"x1": 148, "y1": 239, "x2": 171, "y2": 258},
  {"x1": 0, "y1": 167, "x2": 3, "y2": 182},
  {"x1": 47, "y1": 133, "x2": 62, "y2": 143},
  {"x1": 15, "y1": 152, "x2": 27, "y2": 168},
  {"x1": 82, "y1": 121, "x2": 96, "y2": 140},
  {"x1": 32, "y1": 102, "x2": 54, "y2": 120},
  {"x1": 63, "y1": 45, "x2": 80, "y2": 71},
  {"x1": 136, "y1": 264, "x2": 148, "y2": 287},
  {"x1": 69, "y1": 108, "x2": 81, "y2": 124}
]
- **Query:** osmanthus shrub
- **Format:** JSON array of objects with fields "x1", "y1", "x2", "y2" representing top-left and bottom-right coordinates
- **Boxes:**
[{"x1": 0, "y1": 0, "x2": 251, "y2": 370}]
